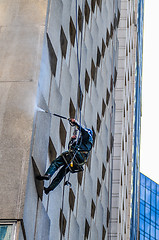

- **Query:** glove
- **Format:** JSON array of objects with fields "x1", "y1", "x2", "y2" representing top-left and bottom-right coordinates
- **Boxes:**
[
  {"x1": 71, "y1": 135, "x2": 77, "y2": 139},
  {"x1": 69, "y1": 118, "x2": 77, "y2": 126}
]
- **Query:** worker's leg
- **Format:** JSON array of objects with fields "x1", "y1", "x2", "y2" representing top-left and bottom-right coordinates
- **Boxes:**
[
  {"x1": 37, "y1": 153, "x2": 67, "y2": 180},
  {"x1": 45, "y1": 154, "x2": 66, "y2": 176},
  {"x1": 44, "y1": 165, "x2": 69, "y2": 194}
]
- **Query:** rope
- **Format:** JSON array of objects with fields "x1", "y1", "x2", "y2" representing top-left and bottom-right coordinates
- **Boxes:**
[
  {"x1": 60, "y1": 1, "x2": 85, "y2": 239},
  {"x1": 75, "y1": 0, "x2": 85, "y2": 133},
  {"x1": 60, "y1": 173, "x2": 67, "y2": 240},
  {"x1": 73, "y1": 0, "x2": 85, "y2": 154},
  {"x1": 65, "y1": 0, "x2": 85, "y2": 181}
]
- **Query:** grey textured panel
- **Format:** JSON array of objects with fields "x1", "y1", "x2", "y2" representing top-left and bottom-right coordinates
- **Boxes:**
[
  {"x1": 32, "y1": 111, "x2": 51, "y2": 175},
  {"x1": 0, "y1": 0, "x2": 47, "y2": 221},
  {"x1": 35, "y1": 200, "x2": 50, "y2": 240},
  {"x1": 23, "y1": 161, "x2": 38, "y2": 240}
]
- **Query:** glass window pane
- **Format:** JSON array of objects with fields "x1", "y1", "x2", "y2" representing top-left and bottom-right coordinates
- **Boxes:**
[
  {"x1": 157, "y1": 196, "x2": 159, "y2": 210},
  {"x1": 156, "y1": 228, "x2": 159, "y2": 239},
  {"x1": 141, "y1": 185, "x2": 145, "y2": 201},
  {"x1": 151, "y1": 210, "x2": 155, "y2": 223},
  {"x1": 151, "y1": 192, "x2": 156, "y2": 207},
  {"x1": 145, "y1": 205, "x2": 150, "y2": 219},
  {"x1": 146, "y1": 177, "x2": 151, "y2": 189},
  {"x1": 0, "y1": 225, "x2": 13, "y2": 240},
  {"x1": 140, "y1": 218, "x2": 144, "y2": 231},
  {"x1": 151, "y1": 225, "x2": 155, "y2": 238},
  {"x1": 140, "y1": 233, "x2": 144, "y2": 240},
  {"x1": 146, "y1": 189, "x2": 150, "y2": 204},
  {"x1": 151, "y1": 181, "x2": 156, "y2": 193},
  {"x1": 140, "y1": 173, "x2": 145, "y2": 186},
  {"x1": 140, "y1": 202, "x2": 144, "y2": 215},
  {"x1": 156, "y1": 213, "x2": 159, "y2": 227},
  {"x1": 145, "y1": 221, "x2": 150, "y2": 234}
]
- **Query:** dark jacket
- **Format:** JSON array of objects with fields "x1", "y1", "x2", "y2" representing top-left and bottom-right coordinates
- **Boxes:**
[{"x1": 69, "y1": 126, "x2": 93, "y2": 164}]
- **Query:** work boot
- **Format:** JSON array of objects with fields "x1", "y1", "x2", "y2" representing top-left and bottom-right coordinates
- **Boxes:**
[
  {"x1": 44, "y1": 187, "x2": 51, "y2": 195},
  {"x1": 36, "y1": 174, "x2": 51, "y2": 181}
]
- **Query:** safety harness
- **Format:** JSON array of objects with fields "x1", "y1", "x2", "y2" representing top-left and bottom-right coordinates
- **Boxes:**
[{"x1": 61, "y1": 149, "x2": 89, "y2": 173}]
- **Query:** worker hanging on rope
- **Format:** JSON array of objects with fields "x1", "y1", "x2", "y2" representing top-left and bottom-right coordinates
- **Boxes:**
[{"x1": 37, "y1": 118, "x2": 93, "y2": 194}]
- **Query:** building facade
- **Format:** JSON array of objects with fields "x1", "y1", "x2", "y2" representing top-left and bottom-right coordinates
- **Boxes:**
[
  {"x1": 110, "y1": 0, "x2": 144, "y2": 239},
  {"x1": 130, "y1": 0, "x2": 144, "y2": 239},
  {"x1": 110, "y1": 0, "x2": 139, "y2": 239},
  {"x1": 24, "y1": 0, "x2": 120, "y2": 239},
  {"x1": 0, "y1": 0, "x2": 120, "y2": 239},
  {"x1": 0, "y1": 0, "x2": 144, "y2": 239},
  {"x1": 139, "y1": 173, "x2": 159, "y2": 240}
]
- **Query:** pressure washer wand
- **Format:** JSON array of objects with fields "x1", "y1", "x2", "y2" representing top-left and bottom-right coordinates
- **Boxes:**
[
  {"x1": 45, "y1": 111, "x2": 76, "y2": 126},
  {"x1": 45, "y1": 111, "x2": 68, "y2": 120},
  {"x1": 53, "y1": 113, "x2": 69, "y2": 120}
]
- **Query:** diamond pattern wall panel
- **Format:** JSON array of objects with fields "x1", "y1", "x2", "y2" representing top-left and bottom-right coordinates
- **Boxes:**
[{"x1": 33, "y1": 0, "x2": 120, "y2": 239}]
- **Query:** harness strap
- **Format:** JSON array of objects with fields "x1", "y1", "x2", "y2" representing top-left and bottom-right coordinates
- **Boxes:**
[
  {"x1": 69, "y1": 149, "x2": 89, "y2": 164},
  {"x1": 69, "y1": 149, "x2": 89, "y2": 155},
  {"x1": 61, "y1": 151, "x2": 86, "y2": 173}
]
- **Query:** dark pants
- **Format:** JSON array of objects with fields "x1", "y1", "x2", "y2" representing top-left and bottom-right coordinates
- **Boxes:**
[{"x1": 45, "y1": 153, "x2": 70, "y2": 191}]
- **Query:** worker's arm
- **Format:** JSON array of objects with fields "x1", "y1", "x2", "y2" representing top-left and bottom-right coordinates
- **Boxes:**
[
  {"x1": 69, "y1": 119, "x2": 88, "y2": 136},
  {"x1": 69, "y1": 119, "x2": 93, "y2": 151},
  {"x1": 69, "y1": 118, "x2": 80, "y2": 128}
]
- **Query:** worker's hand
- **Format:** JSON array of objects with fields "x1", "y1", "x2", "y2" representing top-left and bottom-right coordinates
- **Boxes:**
[
  {"x1": 71, "y1": 135, "x2": 77, "y2": 139},
  {"x1": 69, "y1": 118, "x2": 77, "y2": 126}
]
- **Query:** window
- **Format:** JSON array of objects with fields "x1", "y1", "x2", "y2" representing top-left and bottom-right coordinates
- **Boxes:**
[
  {"x1": 140, "y1": 174, "x2": 159, "y2": 240},
  {"x1": 140, "y1": 185, "x2": 145, "y2": 201},
  {"x1": 60, "y1": 26, "x2": 68, "y2": 59},
  {"x1": 91, "y1": 0, "x2": 95, "y2": 12},
  {"x1": 151, "y1": 225, "x2": 156, "y2": 238},
  {"x1": 145, "y1": 205, "x2": 150, "y2": 219},
  {"x1": 139, "y1": 218, "x2": 144, "y2": 231},
  {"x1": 85, "y1": 70, "x2": 90, "y2": 93},
  {"x1": 151, "y1": 192, "x2": 156, "y2": 208},
  {"x1": 145, "y1": 221, "x2": 150, "y2": 235},
  {"x1": 146, "y1": 177, "x2": 151, "y2": 189},
  {"x1": 140, "y1": 173, "x2": 145, "y2": 186},
  {"x1": 46, "y1": 33, "x2": 57, "y2": 77},
  {"x1": 157, "y1": 213, "x2": 159, "y2": 225},
  {"x1": 91, "y1": 200, "x2": 96, "y2": 219},
  {"x1": 69, "y1": 188, "x2": 75, "y2": 211},
  {"x1": 85, "y1": 0, "x2": 90, "y2": 24},
  {"x1": 140, "y1": 202, "x2": 144, "y2": 216},
  {"x1": 145, "y1": 237, "x2": 149, "y2": 240},
  {"x1": 59, "y1": 119, "x2": 67, "y2": 148},
  {"x1": 0, "y1": 222, "x2": 16, "y2": 240},
  {"x1": 59, "y1": 209, "x2": 66, "y2": 236},
  {"x1": 156, "y1": 227, "x2": 159, "y2": 239},
  {"x1": 157, "y1": 196, "x2": 159, "y2": 209},
  {"x1": 150, "y1": 210, "x2": 155, "y2": 223},
  {"x1": 69, "y1": 17, "x2": 76, "y2": 47},
  {"x1": 157, "y1": 185, "x2": 159, "y2": 195},
  {"x1": 146, "y1": 189, "x2": 150, "y2": 204},
  {"x1": 84, "y1": 219, "x2": 90, "y2": 239},
  {"x1": 140, "y1": 233, "x2": 144, "y2": 240},
  {"x1": 151, "y1": 181, "x2": 157, "y2": 193},
  {"x1": 69, "y1": 98, "x2": 75, "y2": 119}
]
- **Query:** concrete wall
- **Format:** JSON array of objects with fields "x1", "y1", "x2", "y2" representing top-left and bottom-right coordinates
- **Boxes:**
[
  {"x1": 23, "y1": 0, "x2": 121, "y2": 239},
  {"x1": 0, "y1": 0, "x2": 47, "y2": 225},
  {"x1": 1, "y1": 0, "x2": 138, "y2": 239}
]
